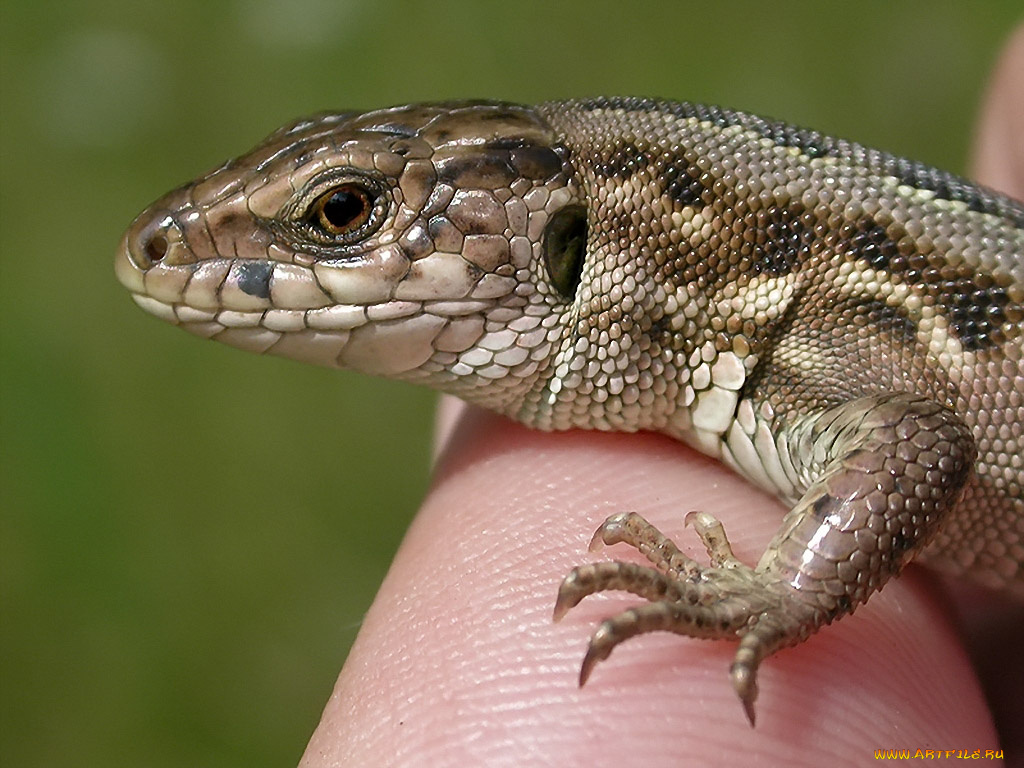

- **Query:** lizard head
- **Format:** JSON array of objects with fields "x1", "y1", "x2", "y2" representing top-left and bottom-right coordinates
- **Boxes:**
[{"x1": 117, "y1": 101, "x2": 592, "y2": 418}]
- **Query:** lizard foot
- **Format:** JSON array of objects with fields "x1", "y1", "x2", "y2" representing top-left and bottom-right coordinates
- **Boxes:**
[
  {"x1": 554, "y1": 396, "x2": 976, "y2": 725},
  {"x1": 554, "y1": 511, "x2": 815, "y2": 726}
]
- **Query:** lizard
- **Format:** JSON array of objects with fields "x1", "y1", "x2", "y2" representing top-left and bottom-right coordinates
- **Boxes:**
[{"x1": 115, "y1": 98, "x2": 1024, "y2": 725}]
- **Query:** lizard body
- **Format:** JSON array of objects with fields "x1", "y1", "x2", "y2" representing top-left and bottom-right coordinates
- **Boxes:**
[{"x1": 116, "y1": 98, "x2": 1024, "y2": 724}]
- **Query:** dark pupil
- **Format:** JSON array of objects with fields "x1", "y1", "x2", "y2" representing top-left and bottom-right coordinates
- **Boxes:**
[{"x1": 321, "y1": 187, "x2": 366, "y2": 231}]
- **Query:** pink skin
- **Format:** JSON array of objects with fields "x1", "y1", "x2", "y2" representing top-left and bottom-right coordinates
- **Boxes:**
[
  {"x1": 970, "y1": 24, "x2": 1024, "y2": 202},
  {"x1": 300, "y1": 29, "x2": 1023, "y2": 766}
]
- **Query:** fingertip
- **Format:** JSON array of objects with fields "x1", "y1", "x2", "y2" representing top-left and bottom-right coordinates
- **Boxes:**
[{"x1": 970, "y1": 23, "x2": 1024, "y2": 197}]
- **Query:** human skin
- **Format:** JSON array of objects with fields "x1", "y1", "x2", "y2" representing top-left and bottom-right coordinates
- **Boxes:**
[{"x1": 299, "y1": 28, "x2": 1023, "y2": 767}]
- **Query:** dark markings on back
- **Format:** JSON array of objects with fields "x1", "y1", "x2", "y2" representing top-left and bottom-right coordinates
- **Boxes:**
[
  {"x1": 837, "y1": 217, "x2": 1022, "y2": 350},
  {"x1": 595, "y1": 140, "x2": 706, "y2": 208},
  {"x1": 749, "y1": 204, "x2": 814, "y2": 277},
  {"x1": 574, "y1": 97, "x2": 1024, "y2": 226},
  {"x1": 647, "y1": 192, "x2": 813, "y2": 307},
  {"x1": 660, "y1": 154, "x2": 706, "y2": 208},
  {"x1": 595, "y1": 141, "x2": 648, "y2": 180},
  {"x1": 939, "y1": 274, "x2": 1020, "y2": 349}
]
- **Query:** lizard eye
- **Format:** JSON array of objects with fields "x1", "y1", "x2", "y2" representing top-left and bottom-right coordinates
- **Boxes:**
[
  {"x1": 543, "y1": 205, "x2": 587, "y2": 299},
  {"x1": 312, "y1": 183, "x2": 376, "y2": 237}
]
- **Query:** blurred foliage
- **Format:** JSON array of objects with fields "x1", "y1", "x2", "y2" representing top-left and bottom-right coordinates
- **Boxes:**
[{"x1": 1, "y1": 1, "x2": 1020, "y2": 765}]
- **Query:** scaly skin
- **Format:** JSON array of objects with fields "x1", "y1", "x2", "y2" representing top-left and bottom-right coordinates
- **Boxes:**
[{"x1": 115, "y1": 99, "x2": 1024, "y2": 724}]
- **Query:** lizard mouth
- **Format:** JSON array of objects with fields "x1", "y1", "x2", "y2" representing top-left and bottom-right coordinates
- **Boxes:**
[
  {"x1": 117, "y1": 224, "x2": 341, "y2": 313},
  {"x1": 115, "y1": 234, "x2": 454, "y2": 373}
]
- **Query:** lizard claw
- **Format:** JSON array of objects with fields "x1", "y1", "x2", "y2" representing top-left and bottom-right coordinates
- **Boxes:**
[
  {"x1": 730, "y1": 661, "x2": 759, "y2": 727},
  {"x1": 557, "y1": 511, "x2": 817, "y2": 726},
  {"x1": 587, "y1": 512, "x2": 632, "y2": 552}
]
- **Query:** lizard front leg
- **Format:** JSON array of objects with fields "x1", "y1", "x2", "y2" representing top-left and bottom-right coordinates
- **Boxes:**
[{"x1": 555, "y1": 393, "x2": 976, "y2": 725}]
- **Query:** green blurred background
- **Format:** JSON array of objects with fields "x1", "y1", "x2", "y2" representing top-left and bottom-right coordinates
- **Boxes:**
[{"x1": 1, "y1": 1, "x2": 1020, "y2": 765}]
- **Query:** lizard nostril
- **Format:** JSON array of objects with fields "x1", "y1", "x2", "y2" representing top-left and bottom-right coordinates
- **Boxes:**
[
  {"x1": 128, "y1": 211, "x2": 192, "y2": 269},
  {"x1": 145, "y1": 232, "x2": 169, "y2": 263}
]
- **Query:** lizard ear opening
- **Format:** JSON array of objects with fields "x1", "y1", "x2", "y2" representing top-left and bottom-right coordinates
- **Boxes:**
[{"x1": 543, "y1": 205, "x2": 587, "y2": 299}]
